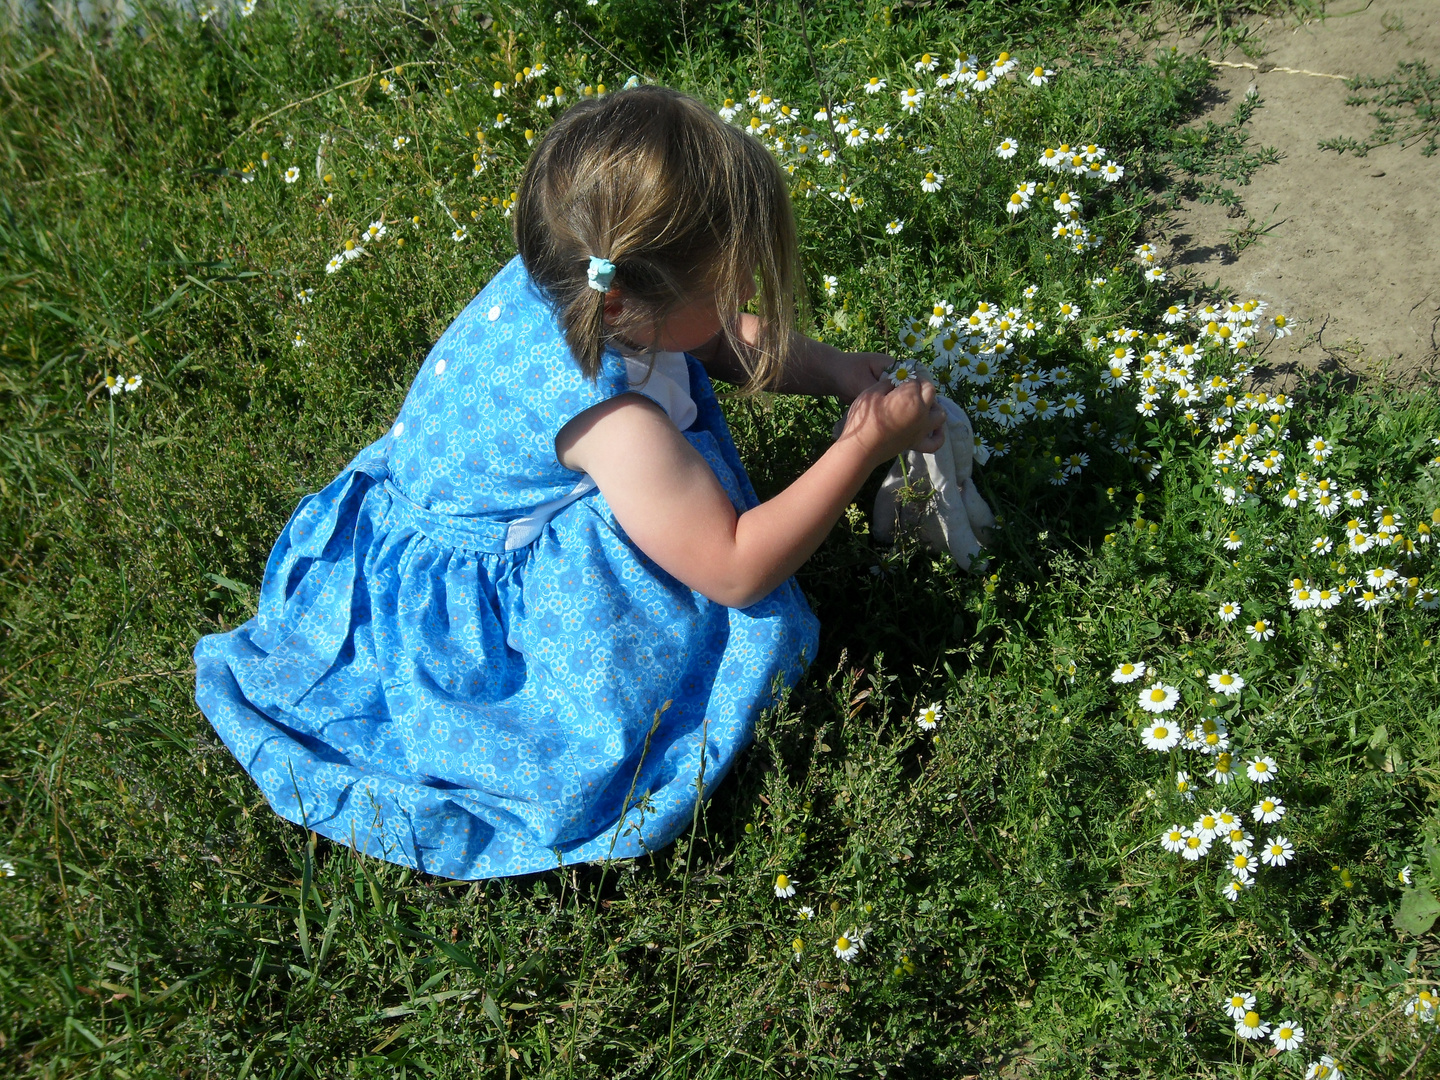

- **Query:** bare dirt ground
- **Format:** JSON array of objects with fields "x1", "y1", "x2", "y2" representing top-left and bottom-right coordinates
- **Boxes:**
[{"x1": 1160, "y1": 0, "x2": 1440, "y2": 386}]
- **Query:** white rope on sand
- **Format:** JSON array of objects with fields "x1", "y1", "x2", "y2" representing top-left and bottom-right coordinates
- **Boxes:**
[{"x1": 1209, "y1": 58, "x2": 1350, "y2": 81}]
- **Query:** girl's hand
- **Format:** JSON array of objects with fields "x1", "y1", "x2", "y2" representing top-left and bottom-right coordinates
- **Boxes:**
[
  {"x1": 834, "y1": 350, "x2": 895, "y2": 403},
  {"x1": 839, "y1": 376, "x2": 946, "y2": 466}
]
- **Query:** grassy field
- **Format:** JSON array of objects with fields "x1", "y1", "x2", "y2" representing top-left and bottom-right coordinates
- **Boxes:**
[{"x1": 2, "y1": 0, "x2": 1439, "y2": 1076}]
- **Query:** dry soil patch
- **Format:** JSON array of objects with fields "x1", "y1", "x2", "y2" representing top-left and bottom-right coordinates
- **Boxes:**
[{"x1": 1159, "y1": 1, "x2": 1440, "y2": 385}]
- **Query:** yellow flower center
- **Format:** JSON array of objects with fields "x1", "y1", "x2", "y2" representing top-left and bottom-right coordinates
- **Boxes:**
[
  {"x1": 836, "y1": 936, "x2": 850, "y2": 950},
  {"x1": 1244, "y1": 1011, "x2": 1260, "y2": 1028},
  {"x1": 776, "y1": 874, "x2": 790, "y2": 889}
]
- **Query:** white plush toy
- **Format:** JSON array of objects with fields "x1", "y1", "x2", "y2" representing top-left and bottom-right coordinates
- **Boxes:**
[{"x1": 870, "y1": 396, "x2": 996, "y2": 571}]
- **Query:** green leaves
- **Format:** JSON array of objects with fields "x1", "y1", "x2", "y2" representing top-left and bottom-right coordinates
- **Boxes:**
[{"x1": 1396, "y1": 886, "x2": 1440, "y2": 936}]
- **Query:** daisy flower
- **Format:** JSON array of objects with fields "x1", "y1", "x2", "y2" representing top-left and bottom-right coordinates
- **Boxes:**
[
  {"x1": 1306, "y1": 1056, "x2": 1344, "y2": 1080},
  {"x1": 1192, "y1": 810, "x2": 1221, "y2": 840},
  {"x1": 798, "y1": 905, "x2": 814, "y2": 919},
  {"x1": 1181, "y1": 830, "x2": 1212, "y2": 861},
  {"x1": 1235, "y1": 1010, "x2": 1270, "y2": 1040},
  {"x1": 1355, "y1": 588, "x2": 1385, "y2": 611},
  {"x1": 1225, "y1": 826, "x2": 1254, "y2": 852},
  {"x1": 451, "y1": 226, "x2": 468, "y2": 242},
  {"x1": 822, "y1": 275, "x2": 838, "y2": 297},
  {"x1": 1271, "y1": 1022, "x2": 1304, "y2": 1050},
  {"x1": 1260, "y1": 836, "x2": 1294, "y2": 867},
  {"x1": 1364, "y1": 566, "x2": 1398, "y2": 589},
  {"x1": 283, "y1": 165, "x2": 300, "y2": 184},
  {"x1": 1222, "y1": 879, "x2": 1246, "y2": 901},
  {"x1": 1253, "y1": 796, "x2": 1285, "y2": 823},
  {"x1": 1224, "y1": 991, "x2": 1256, "y2": 1021},
  {"x1": 1272, "y1": 313, "x2": 1292, "y2": 337},
  {"x1": 899, "y1": 87, "x2": 925, "y2": 113},
  {"x1": 885, "y1": 219, "x2": 904, "y2": 236},
  {"x1": 1229, "y1": 851, "x2": 1256, "y2": 881},
  {"x1": 1100, "y1": 160, "x2": 1125, "y2": 182},
  {"x1": 887, "y1": 361, "x2": 920, "y2": 386},
  {"x1": 774, "y1": 873, "x2": 797, "y2": 898},
  {"x1": 921, "y1": 171, "x2": 945, "y2": 193},
  {"x1": 1028, "y1": 65, "x2": 1053, "y2": 86},
  {"x1": 104, "y1": 374, "x2": 122, "y2": 396},
  {"x1": 392, "y1": 135, "x2": 411, "y2": 151},
  {"x1": 1140, "y1": 721, "x2": 1181, "y2": 751},
  {"x1": 291, "y1": 333, "x2": 306, "y2": 349},
  {"x1": 1245, "y1": 756, "x2": 1278, "y2": 783},
  {"x1": 1246, "y1": 619, "x2": 1275, "y2": 641},
  {"x1": 1160, "y1": 825, "x2": 1187, "y2": 852},
  {"x1": 915, "y1": 702, "x2": 942, "y2": 731},
  {"x1": 1175, "y1": 771, "x2": 1195, "y2": 802},
  {"x1": 1137, "y1": 683, "x2": 1179, "y2": 714},
  {"x1": 1207, "y1": 670, "x2": 1245, "y2": 695},
  {"x1": 833, "y1": 929, "x2": 862, "y2": 962},
  {"x1": 1209, "y1": 753, "x2": 1236, "y2": 785},
  {"x1": 995, "y1": 137, "x2": 1019, "y2": 159},
  {"x1": 1111, "y1": 661, "x2": 1146, "y2": 683},
  {"x1": 1056, "y1": 301, "x2": 1080, "y2": 321},
  {"x1": 864, "y1": 76, "x2": 887, "y2": 95},
  {"x1": 1406, "y1": 989, "x2": 1438, "y2": 1019},
  {"x1": 325, "y1": 254, "x2": 344, "y2": 274}
]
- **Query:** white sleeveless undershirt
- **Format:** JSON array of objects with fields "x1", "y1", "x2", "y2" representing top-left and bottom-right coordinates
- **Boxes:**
[{"x1": 618, "y1": 346, "x2": 698, "y2": 432}]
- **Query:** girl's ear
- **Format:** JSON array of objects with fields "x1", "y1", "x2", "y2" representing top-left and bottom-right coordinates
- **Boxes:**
[{"x1": 602, "y1": 287, "x2": 624, "y2": 325}]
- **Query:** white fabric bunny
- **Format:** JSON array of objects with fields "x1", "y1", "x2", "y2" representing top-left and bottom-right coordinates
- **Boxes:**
[{"x1": 870, "y1": 396, "x2": 995, "y2": 570}]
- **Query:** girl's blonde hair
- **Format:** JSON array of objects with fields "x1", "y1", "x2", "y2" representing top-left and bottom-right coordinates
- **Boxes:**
[{"x1": 513, "y1": 85, "x2": 798, "y2": 393}]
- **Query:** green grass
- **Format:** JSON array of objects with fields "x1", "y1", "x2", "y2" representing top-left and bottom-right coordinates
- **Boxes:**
[
  {"x1": 3, "y1": 0, "x2": 1440, "y2": 1076},
  {"x1": 1319, "y1": 60, "x2": 1440, "y2": 159}
]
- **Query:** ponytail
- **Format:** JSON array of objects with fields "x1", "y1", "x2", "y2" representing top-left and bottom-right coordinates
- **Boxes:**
[{"x1": 513, "y1": 86, "x2": 798, "y2": 390}]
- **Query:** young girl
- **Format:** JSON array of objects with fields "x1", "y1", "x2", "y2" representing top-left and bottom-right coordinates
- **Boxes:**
[{"x1": 194, "y1": 86, "x2": 944, "y2": 880}]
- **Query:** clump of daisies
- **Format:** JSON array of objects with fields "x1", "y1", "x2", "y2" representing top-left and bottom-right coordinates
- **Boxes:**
[{"x1": 1112, "y1": 658, "x2": 1301, "y2": 898}]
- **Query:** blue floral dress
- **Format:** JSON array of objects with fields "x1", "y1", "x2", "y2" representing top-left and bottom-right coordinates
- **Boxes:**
[{"x1": 193, "y1": 255, "x2": 819, "y2": 879}]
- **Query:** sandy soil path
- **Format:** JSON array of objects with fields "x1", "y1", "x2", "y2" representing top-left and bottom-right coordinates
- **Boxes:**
[{"x1": 1163, "y1": 0, "x2": 1439, "y2": 385}]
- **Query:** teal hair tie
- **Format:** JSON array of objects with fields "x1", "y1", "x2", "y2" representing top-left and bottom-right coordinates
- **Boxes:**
[{"x1": 586, "y1": 256, "x2": 616, "y2": 293}]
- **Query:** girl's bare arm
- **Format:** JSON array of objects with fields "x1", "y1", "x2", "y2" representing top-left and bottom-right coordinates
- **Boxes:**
[
  {"x1": 690, "y1": 313, "x2": 891, "y2": 403},
  {"x1": 555, "y1": 379, "x2": 943, "y2": 609}
]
